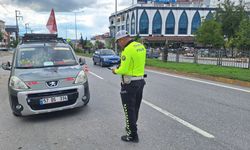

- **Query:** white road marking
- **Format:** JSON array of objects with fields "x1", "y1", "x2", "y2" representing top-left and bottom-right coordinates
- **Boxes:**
[
  {"x1": 146, "y1": 69, "x2": 250, "y2": 93},
  {"x1": 142, "y1": 99, "x2": 215, "y2": 139},
  {"x1": 89, "y1": 71, "x2": 104, "y2": 80}
]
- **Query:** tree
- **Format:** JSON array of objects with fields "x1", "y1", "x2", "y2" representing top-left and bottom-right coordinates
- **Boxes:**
[
  {"x1": 9, "y1": 39, "x2": 19, "y2": 48},
  {"x1": 235, "y1": 18, "x2": 250, "y2": 69},
  {"x1": 79, "y1": 34, "x2": 84, "y2": 49},
  {"x1": 195, "y1": 19, "x2": 224, "y2": 49},
  {"x1": 84, "y1": 37, "x2": 87, "y2": 48},
  {"x1": 225, "y1": 37, "x2": 237, "y2": 57},
  {"x1": 105, "y1": 38, "x2": 115, "y2": 49},
  {"x1": 94, "y1": 40, "x2": 105, "y2": 49},
  {"x1": 216, "y1": 0, "x2": 247, "y2": 39}
]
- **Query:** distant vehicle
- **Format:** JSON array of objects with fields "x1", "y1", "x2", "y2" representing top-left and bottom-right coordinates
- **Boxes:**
[
  {"x1": 146, "y1": 48, "x2": 160, "y2": 58},
  {"x1": 184, "y1": 52, "x2": 194, "y2": 57},
  {"x1": 1, "y1": 34, "x2": 90, "y2": 116},
  {"x1": 0, "y1": 47, "x2": 8, "y2": 51},
  {"x1": 92, "y1": 49, "x2": 120, "y2": 67}
]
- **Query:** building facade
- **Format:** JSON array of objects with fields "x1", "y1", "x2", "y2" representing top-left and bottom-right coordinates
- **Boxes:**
[{"x1": 109, "y1": 1, "x2": 216, "y2": 45}]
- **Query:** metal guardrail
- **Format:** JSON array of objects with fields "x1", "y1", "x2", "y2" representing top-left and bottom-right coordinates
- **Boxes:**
[{"x1": 161, "y1": 52, "x2": 250, "y2": 69}]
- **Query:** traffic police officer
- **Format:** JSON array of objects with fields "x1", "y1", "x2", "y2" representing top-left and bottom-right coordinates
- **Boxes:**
[{"x1": 112, "y1": 30, "x2": 146, "y2": 143}]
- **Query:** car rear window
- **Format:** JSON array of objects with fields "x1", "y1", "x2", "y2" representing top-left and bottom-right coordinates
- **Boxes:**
[
  {"x1": 100, "y1": 49, "x2": 115, "y2": 55},
  {"x1": 16, "y1": 46, "x2": 77, "y2": 68}
]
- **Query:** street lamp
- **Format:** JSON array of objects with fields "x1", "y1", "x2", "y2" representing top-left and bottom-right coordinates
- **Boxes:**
[{"x1": 74, "y1": 10, "x2": 84, "y2": 49}]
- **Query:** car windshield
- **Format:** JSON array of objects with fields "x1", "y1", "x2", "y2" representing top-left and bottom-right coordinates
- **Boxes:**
[
  {"x1": 16, "y1": 46, "x2": 77, "y2": 68},
  {"x1": 100, "y1": 49, "x2": 115, "y2": 55}
]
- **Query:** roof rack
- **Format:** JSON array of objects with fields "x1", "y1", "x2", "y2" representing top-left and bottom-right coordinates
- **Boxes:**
[{"x1": 21, "y1": 34, "x2": 66, "y2": 44}]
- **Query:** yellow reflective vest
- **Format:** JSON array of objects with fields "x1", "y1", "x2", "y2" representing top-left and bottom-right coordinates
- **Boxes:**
[{"x1": 115, "y1": 41, "x2": 146, "y2": 76}]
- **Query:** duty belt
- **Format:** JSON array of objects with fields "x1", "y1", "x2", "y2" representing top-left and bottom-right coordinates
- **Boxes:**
[
  {"x1": 121, "y1": 76, "x2": 144, "y2": 84},
  {"x1": 130, "y1": 76, "x2": 144, "y2": 80}
]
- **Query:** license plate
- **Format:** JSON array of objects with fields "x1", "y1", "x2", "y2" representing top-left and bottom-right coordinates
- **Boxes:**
[
  {"x1": 112, "y1": 61, "x2": 117, "y2": 63},
  {"x1": 40, "y1": 95, "x2": 68, "y2": 105}
]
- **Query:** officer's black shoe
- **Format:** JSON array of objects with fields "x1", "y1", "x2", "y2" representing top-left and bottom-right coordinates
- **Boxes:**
[{"x1": 121, "y1": 135, "x2": 139, "y2": 143}]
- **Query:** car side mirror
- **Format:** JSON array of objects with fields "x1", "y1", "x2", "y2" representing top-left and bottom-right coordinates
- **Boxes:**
[
  {"x1": 1, "y1": 61, "x2": 11, "y2": 71},
  {"x1": 79, "y1": 58, "x2": 86, "y2": 66}
]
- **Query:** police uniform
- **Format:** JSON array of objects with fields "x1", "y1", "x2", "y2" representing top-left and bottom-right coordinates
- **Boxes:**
[{"x1": 114, "y1": 40, "x2": 146, "y2": 141}]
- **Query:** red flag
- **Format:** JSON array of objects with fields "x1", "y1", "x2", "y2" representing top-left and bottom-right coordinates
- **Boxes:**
[{"x1": 46, "y1": 8, "x2": 57, "y2": 34}]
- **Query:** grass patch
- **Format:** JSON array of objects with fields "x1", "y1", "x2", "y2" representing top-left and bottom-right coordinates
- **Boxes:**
[{"x1": 146, "y1": 59, "x2": 250, "y2": 82}]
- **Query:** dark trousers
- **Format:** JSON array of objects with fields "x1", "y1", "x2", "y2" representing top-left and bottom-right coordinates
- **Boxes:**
[{"x1": 120, "y1": 79, "x2": 145, "y2": 137}]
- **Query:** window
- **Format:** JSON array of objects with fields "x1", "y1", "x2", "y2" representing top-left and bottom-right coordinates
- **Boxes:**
[
  {"x1": 126, "y1": 14, "x2": 130, "y2": 32},
  {"x1": 139, "y1": 10, "x2": 149, "y2": 34},
  {"x1": 206, "y1": 11, "x2": 213, "y2": 21},
  {"x1": 152, "y1": 11, "x2": 162, "y2": 34},
  {"x1": 178, "y1": 11, "x2": 188, "y2": 34},
  {"x1": 16, "y1": 47, "x2": 77, "y2": 68},
  {"x1": 191, "y1": 11, "x2": 201, "y2": 34},
  {"x1": 131, "y1": 12, "x2": 135, "y2": 34},
  {"x1": 165, "y1": 11, "x2": 175, "y2": 34}
]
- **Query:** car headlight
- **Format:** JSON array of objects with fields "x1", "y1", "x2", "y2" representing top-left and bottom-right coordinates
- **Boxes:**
[
  {"x1": 9, "y1": 76, "x2": 29, "y2": 90},
  {"x1": 74, "y1": 70, "x2": 87, "y2": 84}
]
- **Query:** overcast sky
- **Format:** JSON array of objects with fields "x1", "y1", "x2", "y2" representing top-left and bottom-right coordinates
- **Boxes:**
[{"x1": 0, "y1": 0, "x2": 131, "y2": 39}]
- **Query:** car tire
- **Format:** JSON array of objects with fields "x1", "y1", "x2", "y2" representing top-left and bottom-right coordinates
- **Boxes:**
[
  {"x1": 12, "y1": 111, "x2": 21, "y2": 117},
  {"x1": 83, "y1": 98, "x2": 89, "y2": 106}
]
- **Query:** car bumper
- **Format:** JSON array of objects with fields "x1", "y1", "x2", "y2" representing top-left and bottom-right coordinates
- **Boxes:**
[{"x1": 9, "y1": 82, "x2": 90, "y2": 116}]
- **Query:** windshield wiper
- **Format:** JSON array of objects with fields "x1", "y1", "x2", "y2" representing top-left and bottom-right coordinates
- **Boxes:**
[{"x1": 52, "y1": 64, "x2": 77, "y2": 67}]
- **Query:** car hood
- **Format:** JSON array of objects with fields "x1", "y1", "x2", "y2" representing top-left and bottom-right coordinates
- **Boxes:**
[
  {"x1": 13, "y1": 65, "x2": 82, "y2": 82},
  {"x1": 101, "y1": 55, "x2": 120, "y2": 59}
]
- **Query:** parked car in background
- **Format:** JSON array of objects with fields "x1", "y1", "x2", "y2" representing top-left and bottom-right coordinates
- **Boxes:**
[
  {"x1": 92, "y1": 49, "x2": 120, "y2": 67},
  {"x1": 1, "y1": 34, "x2": 90, "y2": 116},
  {"x1": 146, "y1": 48, "x2": 160, "y2": 58}
]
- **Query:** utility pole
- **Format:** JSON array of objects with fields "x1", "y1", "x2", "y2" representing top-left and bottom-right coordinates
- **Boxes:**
[
  {"x1": 15, "y1": 10, "x2": 23, "y2": 41},
  {"x1": 74, "y1": 11, "x2": 84, "y2": 49},
  {"x1": 115, "y1": 0, "x2": 118, "y2": 53}
]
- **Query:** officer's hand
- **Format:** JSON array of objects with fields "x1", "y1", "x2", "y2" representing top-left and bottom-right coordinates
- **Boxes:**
[{"x1": 112, "y1": 68, "x2": 116, "y2": 74}]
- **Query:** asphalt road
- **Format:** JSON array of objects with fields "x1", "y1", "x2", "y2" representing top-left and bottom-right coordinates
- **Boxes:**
[{"x1": 0, "y1": 51, "x2": 250, "y2": 150}]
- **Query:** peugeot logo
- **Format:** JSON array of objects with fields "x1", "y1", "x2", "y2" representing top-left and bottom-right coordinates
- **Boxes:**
[{"x1": 46, "y1": 81, "x2": 58, "y2": 88}]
